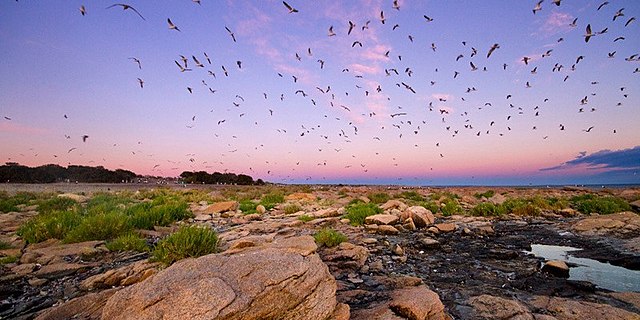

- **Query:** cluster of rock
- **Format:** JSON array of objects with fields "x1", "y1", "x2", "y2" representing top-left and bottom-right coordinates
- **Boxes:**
[{"x1": 1, "y1": 188, "x2": 639, "y2": 319}]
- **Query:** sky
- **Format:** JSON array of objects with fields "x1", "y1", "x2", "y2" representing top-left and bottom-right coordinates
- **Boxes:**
[{"x1": 0, "y1": 0, "x2": 639, "y2": 186}]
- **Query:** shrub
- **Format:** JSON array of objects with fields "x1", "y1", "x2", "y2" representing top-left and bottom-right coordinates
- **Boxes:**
[
  {"x1": 239, "y1": 199, "x2": 257, "y2": 214},
  {"x1": 0, "y1": 256, "x2": 18, "y2": 265},
  {"x1": 368, "y1": 192, "x2": 391, "y2": 204},
  {"x1": 106, "y1": 233, "x2": 149, "y2": 252},
  {"x1": 441, "y1": 199, "x2": 462, "y2": 216},
  {"x1": 283, "y1": 204, "x2": 302, "y2": 215},
  {"x1": 570, "y1": 195, "x2": 631, "y2": 215},
  {"x1": 298, "y1": 214, "x2": 314, "y2": 222},
  {"x1": 474, "y1": 190, "x2": 495, "y2": 199},
  {"x1": 0, "y1": 191, "x2": 38, "y2": 213},
  {"x1": 314, "y1": 228, "x2": 347, "y2": 247},
  {"x1": 502, "y1": 199, "x2": 540, "y2": 216},
  {"x1": 260, "y1": 192, "x2": 285, "y2": 209},
  {"x1": 18, "y1": 210, "x2": 82, "y2": 244},
  {"x1": 127, "y1": 200, "x2": 192, "y2": 229},
  {"x1": 37, "y1": 197, "x2": 78, "y2": 214},
  {"x1": 397, "y1": 191, "x2": 426, "y2": 202},
  {"x1": 151, "y1": 225, "x2": 219, "y2": 266},
  {"x1": 343, "y1": 203, "x2": 382, "y2": 226},
  {"x1": 470, "y1": 203, "x2": 505, "y2": 217},
  {"x1": 0, "y1": 240, "x2": 13, "y2": 250},
  {"x1": 84, "y1": 193, "x2": 133, "y2": 215},
  {"x1": 64, "y1": 211, "x2": 131, "y2": 243}
]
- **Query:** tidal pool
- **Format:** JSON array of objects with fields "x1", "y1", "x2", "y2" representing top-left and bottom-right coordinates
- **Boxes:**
[{"x1": 528, "y1": 244, "x2": 640, "y2": 292}]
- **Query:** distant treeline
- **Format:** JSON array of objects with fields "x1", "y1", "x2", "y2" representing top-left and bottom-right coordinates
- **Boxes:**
[
  {"x1": 180, "y1": 171, "x2": 264, "y2": 185},
  {"x1": 0, "y1": 163, "x2": 137, "y2": 183}
]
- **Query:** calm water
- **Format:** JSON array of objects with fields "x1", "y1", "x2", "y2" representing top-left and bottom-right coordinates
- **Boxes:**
[{"x1": 528, "y1": 244, "x2": 640, "y2": 292}]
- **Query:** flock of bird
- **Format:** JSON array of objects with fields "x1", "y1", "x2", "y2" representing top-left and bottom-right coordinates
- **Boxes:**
[{"x1": 3, "y1": 1, "x2": 639, "y2": 183}]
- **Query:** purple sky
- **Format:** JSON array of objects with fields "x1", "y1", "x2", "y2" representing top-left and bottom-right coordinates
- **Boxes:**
[{"x1": 1, "y1": 1, "x2": 639, "y2": 185}]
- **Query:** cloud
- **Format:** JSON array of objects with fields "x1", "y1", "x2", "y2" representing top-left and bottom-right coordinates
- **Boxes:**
[
  {"x1": 536, "y1": 11, "x2": 574, "y2": 38},
  {"x1": 540, "y1": 146, "x2": 640, "y2": 172},
  {"x1": 0, "y1": 121, "x2": 47, "y2": 135}
]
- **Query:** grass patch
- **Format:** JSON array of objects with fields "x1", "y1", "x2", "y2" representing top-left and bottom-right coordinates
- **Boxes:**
[
  {"x1": 298, "y1": 214, "x2": 314, "y2": 222},
  {"x1": 314, "y1": 228, "x2": 347, "y2": 247},
  {"x1": 343, "y1": 203, "x2": 382, "y2": 226},
  {"x1": 17, "y1": 210, "x2": 82, "y2": 244},
  {"x1": 283, "y1": 204, "x2": 302, "y2": 215},
  {"x1": 37, "y1": 197, "x2": 78, "y2": 214},
  {"x1": 474, "y1": 190, "x2": 495, "y2": 199},
  {"x1": 0, "y1": 256, "x2": 18, "y2": 265},
  {"x1": 470, "y1": 203, "x2": 505, "y2": 217},
  {"x1": 64, "y1": 211, "x2": 131, "y2": 243},
  {"x1": 106, "y1": 233, "x2": 149, "y2": 252},
  {"x1": 367, "y1": 192, "x2": 391, "y2": 204},
  {"x1": 127, "y1": 200, "x2": 191, "y2": 230},
  {"x1": 0, "y1": 240, "x2": 13, "y2": 250},
  {"x1": 441, "y1": 199, "x2": 462, "y2": 216},
  {"x1": 84, "y1": 192, "x2": 133, "y2": 215},
  {"x1": 397, "y1": 191, "x2": 426, "y2": 202},
  {"x1": 260, "y1": 192, "x2": 285, "y2": 210},
  {"x1": 151, "y1": 225, "x2": 219, "y2": 266},
  {"x1": 570, "y1": 194, "x2": 631, "y2": 215},
  {"x1": 239, "y1": 199, "x2": 258, "y2": 214},
  {"x1": 0, "y1": 191, "x2": 39, "y2": 213}
]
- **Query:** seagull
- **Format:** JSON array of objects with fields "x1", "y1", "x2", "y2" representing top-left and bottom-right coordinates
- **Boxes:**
[
  {"x1": 597, "y1": 1, "x2": 609, "y2": 11},
  {"x1": 167, "y1": 18, "x2": 180, "y2": 31},
  {"x1": 423, "y1": 15, "x2": 434, "y2": 22},
  {"x1": 82, "y1": 135, "x2": 89, "y2": 142},
  {"x1": 533, "y1": 0, "x2": 543, "y2": 14},
  {"x1": 352, "y1": 41, "x2": 363, "y2": 47},
  {"x1": 613, "y1": 8, "x2": 624, "y2": 21},
  {"x1": 328, "y1": 25, "x2": 336, "y2": 36},
  {"x1": 583, "y1": 126, "x2": 594, "y2": 132},
  {"x1": 137, "y1": 78, "x2": 144, "y2": 88},
  {"x1": 392, "y1": 0, "x2": 400, "y2": 10},
  {"x1": 348, "y1": 21, "x2": 355, "y2": 35},
  {"x1": 128, "y1": 57, "x2": 141, "y2": 69},
  {"x1": 192, "y1": 56, "x2": 204, "y2": 67},
  {"x1": 487, "y1": 43, "x2": 499, "y2": 58},
  {"x1": 380, "y1": 10, "x2": 386, "y2": 24},
  {"x1": 522, "y1": 56, "x2": 531, "y2": 65},
  {"x1": 283, "y1": 1, "x2": 298, "y2": 13},
  {"x1": 106, "y1": 3, "x2": 145, "y2": 20},
  {"x1": 79, "y1": 5, "x2": 86, "y2": 16},
  {"x1": 174, "y1": 60, "x2": 192, "y2": 72},
  {"x1": 582, "y1": 24, "x2": 596, "y2": 43},
  {"x1": 625, "y1": 17, "x2": 636, "y2": 27},
  {"x1": 225, "y1": 26, "x2": 236, "y2": 42}
]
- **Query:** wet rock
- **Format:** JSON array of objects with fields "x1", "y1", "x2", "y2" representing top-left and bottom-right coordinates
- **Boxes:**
[
  {"x1": 380, "y1": 200, "x2": 408, "y2": 211},
  {"x1": 34, "y1": 288, "x2": 119, "y2": 320},
  {"x1": 34, "y1": 262, "x2": 90, "y2": 279},
  {"x1": 464, "y1": 294, "x2": 533, "y2": 320},
  {"x1": 405, "y1": 206, "x2": 435, "y2": 228},
  {"x1": 530, "y1": 296, "x2": 640, "y2": 320},
  {"x1": 193, "y1": 213, "x2": 211, "y2": 221},
  {"x1": 542, "y1": 260, "x2": 570, "y2": 278},
  {"x1": 365, "y1": 214, "x2": 399, "y2": 225},
  {"x1": 377, "y1": 225, "x2": 400, "y2": 235},
  {"x1": 101, "y1": 235, "x2": 344, "y2": 320},
  {"x1": 203, "y1": 201, "x2": 239, "y2": 214},
  {"x1": 608, "y1": 292, "x2": 640, "y2": 310},
  {"x1": 419, "y1": 237, "x2": 440, "y2": 249},
  {"x1": 372, "y1": 275, "x2": 423, "y2": 289},
  {"x1": 28, "y1": 278, "x2": 48, "y2": 287},
  {"x1": 25, "y1": 240, "x2": 107, "y2": 265},
  {"x1": 572, "y1": 211, "x2": 640, "y2": 238},
  {"x1": 389, "y1": 285, "x2": 448, "y2": 320},
  {"x1": 80, "y1": 261, "x2": 159, "y2": 290},
  {"x1": 392, "y1": 244, "x2": 404, "y2": 256},
  {"x1": 323, "y1": 242, "x2": 369, "y2": 271},
  {"x1": 435, "y1": 223, "x2": 456, "y2": 233},
  {"x1": 629, "y1": 200, "x2": 640, "y2": 211}
]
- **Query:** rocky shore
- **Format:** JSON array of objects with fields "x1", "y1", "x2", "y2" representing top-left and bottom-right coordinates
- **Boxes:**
[{"x1": 0, "y1": 185, "x2": 639, "y2": 319}]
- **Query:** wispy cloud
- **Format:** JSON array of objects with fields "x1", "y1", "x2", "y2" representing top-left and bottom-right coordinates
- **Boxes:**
[
  {"x1": 0, "y1": 121, "x2": 47, "y2": 135},
  {"x1": 540, "y1": 146, "x2": 640, "y2": 171}
]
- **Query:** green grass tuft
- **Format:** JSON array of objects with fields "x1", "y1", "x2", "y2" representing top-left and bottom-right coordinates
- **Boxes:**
[
  {"x1": 239, "y1": 199, "x2": 258, "y2": 214},
  {"x1": 314, "y1": 228, "x2": 347, "y2": 247},
  {"x1": 470, "y1": 202, "x2": 506, "y2": 217},
  {"x1": 260, "y1": 192, "x2": 284, "y2": 210},
  {"x1": 17, "y1": 210, "x2": 82, "y2": 244},
  {"x1": 367, "y1": 192, "x2": 391, "y2": 204},
  {"x1": 0, "y1": 256, "x2": 18, "y2": 265},
  {"x1": 474, "y1": 190, "x2": 496, "y2": 199},
  {"x1": 343, "y1": 203, "x2": 382, "y2": 226},
  {"x1": 298, "y1": 214, "x2": 314, "y2": 222},
  {"x1": 283, "y1": 204, "x2": 302, "y2": 215},
  {"x1": 37, "y1": 197, "x2": 78, "y2": 214},
  {"x1": 441, "y1": 199, "x2": 462, "y2": 216},
  {"x1": 151, "y1": 225, "x2": 219, "y2": 266},
  {"x1": 397, "y1": 191, "x2": 427, "y2": 202},
  {"x1": 106, "y1": 233, "x2": 149, "y2": 252},
  {"x1": 570, "y1": 194, "x2": 631, "y2": 215},
  {"x1": 64, "y1": 211, "x2": 131, "y2": 243},
  {"x1": 0, "y1": 240, "x2": 13, "y2": 250}
]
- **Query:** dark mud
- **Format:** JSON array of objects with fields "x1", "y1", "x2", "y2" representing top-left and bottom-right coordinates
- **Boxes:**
[{"x1": 334, "y1": 218, "x2": 640, "y2": 318}]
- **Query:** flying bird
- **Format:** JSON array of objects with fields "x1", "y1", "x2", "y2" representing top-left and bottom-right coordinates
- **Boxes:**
[
  {"x1": 487, "y1": 43, "x2": 499, "y2": 58},
  {"x1": 328, "y1": 25, "x2": 336, "y2": 36},
  {"x1": 167, "y1": 18, "x2": 180, "y2": 31},
  {"x1": 128, "y1": 57, "x2": 141, "y2": 69},
  {"x1": 283, "y1": 1, "x2": 298, "y2": 13},
  {"x1": 106, "y1": 3, "x2": 145, "y2": 20},
  {"x1": 225, "y1": 26, "x2": 236, "y2": 42},
  {"x1": 597, "y1": 1, "x2": 609, "y2": 11},
  {"x1": 533, "y1": 0, "x2": 543, "y2": 14},
  {"x1": 584, "y1": 24, "x2": 594, "y2": 42},
  {"x1": 79, "y1": 5, "x2": 86, "y2": 16},
  {"x1": 82, "y1": 135, "x2": 89, "y2": 142},
  {"x1": 137, "y1": 78, "x2": 144, "y2": 88}
]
